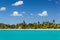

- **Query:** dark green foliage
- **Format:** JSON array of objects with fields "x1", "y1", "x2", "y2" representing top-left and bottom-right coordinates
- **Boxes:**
[{"x1": 0, "y1": 20, "x2": 60, "y2": 29}]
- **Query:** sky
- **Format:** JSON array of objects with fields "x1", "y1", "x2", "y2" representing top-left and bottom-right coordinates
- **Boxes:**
[{"x1": 0, "y1": 0, "x2": 60, "y2": 24}]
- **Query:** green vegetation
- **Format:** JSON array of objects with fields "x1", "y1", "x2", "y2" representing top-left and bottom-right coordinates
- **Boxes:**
[{"x1": 0, "y1": 20, "x2": 60, "y2": 29}]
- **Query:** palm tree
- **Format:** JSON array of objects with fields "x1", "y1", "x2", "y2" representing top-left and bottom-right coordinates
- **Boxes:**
[
  {"x1": 37, "y1": 21, "x2": 41, "y2": 28},
  {"x1": 22, "y1": 20, "x2": 27, "y2": 29},
  {"x1": 53, "y1": 19, "x2": 55, "y2": 24}
]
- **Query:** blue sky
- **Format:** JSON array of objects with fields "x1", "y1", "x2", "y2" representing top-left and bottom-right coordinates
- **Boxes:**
[{"x1": 0, "y1": 0, "x2": 60, "y2": 24}]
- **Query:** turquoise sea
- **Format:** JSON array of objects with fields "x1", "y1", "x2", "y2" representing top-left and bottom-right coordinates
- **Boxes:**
[{"x1": 0, "y1": 30, "x2": 60, "y2": 40}]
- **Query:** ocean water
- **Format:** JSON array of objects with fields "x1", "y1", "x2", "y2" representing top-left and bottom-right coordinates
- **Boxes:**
[{"x1": 0, "y1": 30, "x2": 60, "y2": 40}]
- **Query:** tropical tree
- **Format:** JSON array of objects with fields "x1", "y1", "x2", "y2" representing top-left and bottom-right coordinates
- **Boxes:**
[
  {"x1": 53, "y1": 19, "x2": 55, "y2": 24},
  {"x1": 21, "y1": 20, "x2": 27, "y2": 29},
  {"x1": 37, "y1": 21, "x2": 41, "y2": 28}
]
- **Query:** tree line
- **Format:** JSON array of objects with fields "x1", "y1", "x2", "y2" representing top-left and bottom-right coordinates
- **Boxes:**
[{"x1": 0, "y1": 20, "x2": 60, "y2": 29}]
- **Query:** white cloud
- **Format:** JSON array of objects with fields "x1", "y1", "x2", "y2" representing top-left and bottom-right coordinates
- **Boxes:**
[
  {"x1": 0, "y1": 7, "x2": 6, "y2": 11},
  {"x1": 38, "y1": 11, "x2": 48, "y2": 16},
  {"x1": 21, "y1": 12, "x2": 26, "y2": 14},
  {"x1": 12, "y1": 1, "x2": 23, "y2": 6},
  {"x1": 30, "y1": 13, "x2": 34, "y2": 16},
  {"x1": 11, "y1": 11, "x2": 23, "y2": 16}
]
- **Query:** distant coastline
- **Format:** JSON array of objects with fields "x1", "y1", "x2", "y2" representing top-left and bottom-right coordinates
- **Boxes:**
[{"x1": 0, "y1": 20, "x2": 60, "y2": 29}]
